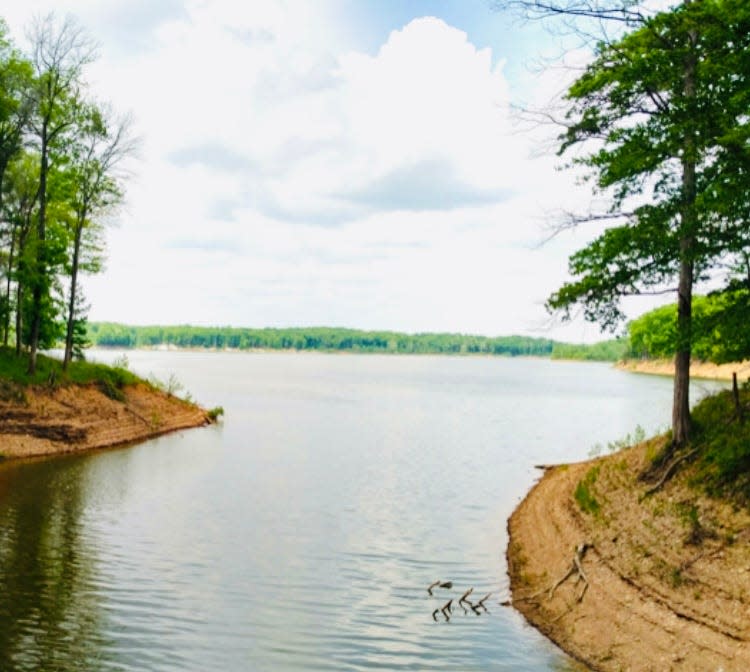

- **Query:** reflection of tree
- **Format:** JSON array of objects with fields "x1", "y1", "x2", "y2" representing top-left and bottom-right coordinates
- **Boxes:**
[{"x1": 0, "y1": 457, "x2": 110, "y2": 671}]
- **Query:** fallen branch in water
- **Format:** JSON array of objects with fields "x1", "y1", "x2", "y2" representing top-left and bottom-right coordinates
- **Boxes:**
[{"x1": 427, "y1": 580, "x2": 453, "y2": 595}]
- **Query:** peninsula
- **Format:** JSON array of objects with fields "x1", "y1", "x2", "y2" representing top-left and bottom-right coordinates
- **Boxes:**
[
  {"x1": 0, "y1": 349, "x2": 212, "y2": 461},
  {"x1": 508, "y1": 387, "x2": 750, "y2": 671}
]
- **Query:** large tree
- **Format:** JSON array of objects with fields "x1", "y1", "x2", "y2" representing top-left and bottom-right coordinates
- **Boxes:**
[
  {"x1": 499, "y1": 0, "x2": 750, "y2": 447},
  {"x1": 25, "y1": 13, "x2": 95, "y2": 373},
  {"x1": 59, "y1": 104, "x2": 133, "y2": 368},
  {"x1": 1, "y1": 152, "x2": 39, "y2": 352}
]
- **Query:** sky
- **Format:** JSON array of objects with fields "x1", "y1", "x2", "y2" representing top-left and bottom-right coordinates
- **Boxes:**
[{"x1": 1, "y1": 0, "x2": 666, "y2": 341}]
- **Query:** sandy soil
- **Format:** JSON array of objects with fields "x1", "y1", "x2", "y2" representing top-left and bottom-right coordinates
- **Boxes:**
[
  {"x1": 508, "y1": 444, "x2": 750, "y2": 671},
  {"x1": 0, "y1": 382, "x2": 211, "y2": 460},
  {"x1": 618, "y1": 358, "x2": 750, "y2": 381}
]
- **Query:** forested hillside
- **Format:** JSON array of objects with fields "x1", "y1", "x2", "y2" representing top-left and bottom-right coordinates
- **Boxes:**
[{"x1": 87, "y1": 322, "x2": 562, "y2": 356}]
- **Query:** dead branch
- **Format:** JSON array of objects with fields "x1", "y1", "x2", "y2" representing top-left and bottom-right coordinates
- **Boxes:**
[
  {"x1": 458, "y1": 587, "x2": 474, "y2": 607},
  {"x1": 549, "y1": 543, "x2": 591, "y2": 602},
  {"x1": 427, "y1": 580, "x2": 453, "y2": 595},
  {"x1": 476, "y1": 593, "x2": 492, "y2": 613},
  {"x1": 440, "y1": 599, "x2": 453, "y2": 621}
]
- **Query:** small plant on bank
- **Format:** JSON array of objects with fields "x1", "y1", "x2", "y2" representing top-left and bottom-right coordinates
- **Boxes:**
[
  {"x1": 112, "y1": 354, "x2": 130, "y2": 370},
  {"x1": 207, "y1": 406, "x2": 224, "y2": 422},
  {"x1": 575, "y1": 465, "x2": 601, "y2": 516},
  {"x1": 589, "y1": 425, "x2": 647, "y2": 457}
]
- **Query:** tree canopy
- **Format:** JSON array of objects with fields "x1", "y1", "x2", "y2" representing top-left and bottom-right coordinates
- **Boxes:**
[
  {"x1": 0, "y1": 13, "x2": 133, "y2": 371},
  {"x1": 524, "y1": 0, "x2": 750, "y2": 445}
]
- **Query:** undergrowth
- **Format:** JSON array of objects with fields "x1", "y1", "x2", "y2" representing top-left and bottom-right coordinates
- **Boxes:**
[
  {"x1": 575, "y1": 465, "x2": 602, "y2": 515},
  {"x1": 691, "y1": 384, "x2": 750, "y2": 502},
  {"x1": 0, "y1": 346, "x2": 140, "y2": 397}
]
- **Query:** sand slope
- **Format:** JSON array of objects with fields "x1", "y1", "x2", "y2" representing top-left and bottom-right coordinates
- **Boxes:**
[
  {"x1": 0, "y1": 382, "x2": 210, "y2": 459},
  {"x1": 617, "y1": 359, "x2": 750, "y2": 381},
  {"x1": 508, "y1": 447, "x2": 750, "y2": 671}
]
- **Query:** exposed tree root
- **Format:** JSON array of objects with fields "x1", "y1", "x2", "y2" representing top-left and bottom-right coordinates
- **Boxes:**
[{"x1": 643, "y1": 448, "x2": 699, "y2": 496}]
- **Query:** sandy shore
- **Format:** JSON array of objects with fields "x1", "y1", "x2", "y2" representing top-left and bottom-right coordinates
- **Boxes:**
[
  {"x1": 617, "y1": 358, "x2": 750, "y2": 381},
  {"x1": 0, "y1": 382, "x2": 211, "y2": 460},
  {"x1": 508, "y1": 445, "x2": 750, "y2": 671}
]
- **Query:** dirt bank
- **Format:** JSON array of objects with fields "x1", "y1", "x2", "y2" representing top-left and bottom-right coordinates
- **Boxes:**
[
  {"x1": 0, "y1": 382, "x2": 211, "y2": 460},
  {"x1": 508, "y1": 445, "x2": 750, "y2": 671},
  {"x1": 617, "y1": 358, "x2": 750, "y2": 381}
]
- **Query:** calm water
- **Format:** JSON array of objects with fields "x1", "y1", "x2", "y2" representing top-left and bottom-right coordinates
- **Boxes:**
[{"x1": 0, "y1": 352, "x2": 724, "y2": 671}]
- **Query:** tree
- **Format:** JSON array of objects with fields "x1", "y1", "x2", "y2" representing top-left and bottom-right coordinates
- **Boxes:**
[
  {"x1": 0, "y1": 19, "x2": 33, "y2": 211},
  {"x1": 1, "y1": 152, "x2": 39, "y2": 351},
  {"x1": 25, "y1": 13, "x2": 95, "y2": 373},
  {"x1": 498, "y1": 0, "x2": 750, "y2": 447},
  {"x1": 0, "y1": 21, "x2": 33, "y2": 347},
  {"x1": 59, "y1": 104, "x2": 133, "y2": 368}
]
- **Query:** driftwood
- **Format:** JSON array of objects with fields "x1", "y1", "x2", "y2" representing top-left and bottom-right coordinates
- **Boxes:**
[
  {"x1": 427, "y1": 580, "x2": 453, "y2": 595},
  {"x1": 475, "y1": 593, "x2": 492, "y2": 613},
  {"x1": 430, "y1": 585, "x2": 495, "y2": 621},
  {"x1": 516, "y1": 543, "x2": 591, "y2": 606},
  {"x1": 440, "y1": 599, "x2": 453, "y2": 621},
  {"x1": 548, "y1": 543, "x2": 589, "y2": 602}
]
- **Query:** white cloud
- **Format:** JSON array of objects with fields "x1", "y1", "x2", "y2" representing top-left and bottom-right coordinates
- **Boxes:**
[{"x1": 4, "y1": 1, "x2": 616, "y2": 340}]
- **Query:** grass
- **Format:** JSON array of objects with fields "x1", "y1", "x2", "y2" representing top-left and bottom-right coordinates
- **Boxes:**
[
  {"x1": 684, "y1": 384, "x2": 750, "y2": 502},
  {"x1": 207, "y1": 406, "x2": 224, "y2": 422},
  {"x1": 575, "y1": 465, "x2": 602, "y2": 516},
  {"x1": 0, "y1": 346, "x2": 141, "y2": 399}
]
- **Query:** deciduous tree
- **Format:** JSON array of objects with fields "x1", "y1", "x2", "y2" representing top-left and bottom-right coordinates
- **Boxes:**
[{"x1": 498, "y1": 0, "x2": 750, "y2": 447}]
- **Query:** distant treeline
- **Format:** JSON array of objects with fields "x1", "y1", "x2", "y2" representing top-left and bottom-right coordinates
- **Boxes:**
[
  {"x1": 86, "y1": 322, "x2": 625, "y2": 361},
  {"x1": 550, "y1": 338, "x2": 629, "y2": 362}
]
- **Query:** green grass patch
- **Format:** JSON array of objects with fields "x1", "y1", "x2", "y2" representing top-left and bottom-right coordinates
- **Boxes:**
[
  {"x1": 690, "y1": 386, "x2": 750, "y2": 502},
  {"x1": 207, "y1": 406, "x2": 224, "y2": 422},
  {"x1": 0, "y1": 347, "x2": 140, "y2": 398},
  {"x1": 575, "y1": 465, "x2": 602, "y2": 515}
]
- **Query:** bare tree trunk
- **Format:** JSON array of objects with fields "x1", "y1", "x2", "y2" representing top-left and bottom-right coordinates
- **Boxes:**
[
  {"x1": 672, "y1": 17, "x2": 698, "y2": 448},
  {"x1": 672, "y1": 251, "x2": 693, "y2": 446},
  {"x1": 28, "y1": 127, "x2": 48, "y2": 375},
  {"x1": 15, "y1": 281, "x2": 22, "y2": 357},
  {"x1": 3, "y1": 227, "x2": 15, "y2": 347},
  {"x1": 63, "y1": 218, "x2": 84, "y2": 369}
]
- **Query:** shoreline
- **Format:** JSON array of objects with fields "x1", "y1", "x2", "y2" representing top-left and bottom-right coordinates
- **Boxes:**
[
  {"x1": 0, "y1": 382, "x2": 211, "y2": 461},
  {"x1": 617, "y1": 358, "x2": 750, "y2": 381},
  {"x1": 507, "y1": 448, "x2": 750, "y2": 671}
]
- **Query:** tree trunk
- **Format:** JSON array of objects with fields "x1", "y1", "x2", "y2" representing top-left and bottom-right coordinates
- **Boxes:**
[
  {"x1": 15, "y1": 281, "x2": 22, "y2": 357},
  {"x1": 3, "y1": 226, "x2": 16, "y2": 347},
  {"x1": 63, "y1": 218, "x2": 84, "y2": 370},
  {"x1": 672, "y1": 18, "x2": 698, "y2": 447},
  {"x1": 672, "y1": 252, "x2": 693, "y2": 446},
  {"x1": 28, "y1": 125, "x2": 49, "y2": 375}
]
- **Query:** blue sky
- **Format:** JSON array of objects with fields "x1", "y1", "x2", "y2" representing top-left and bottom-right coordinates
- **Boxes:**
[{"x1": 1, "y1": 0, "x2": 647, "y2": 341}]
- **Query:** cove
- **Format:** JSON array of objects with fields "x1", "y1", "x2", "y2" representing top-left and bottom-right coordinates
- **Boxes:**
[{"x1": 0, "y1": 351, "x2": 723, "y2": 671}]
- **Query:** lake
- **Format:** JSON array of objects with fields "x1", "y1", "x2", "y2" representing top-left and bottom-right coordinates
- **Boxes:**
[{"x1": 0, "y1": 351, "x2": 724, "y2": 671}]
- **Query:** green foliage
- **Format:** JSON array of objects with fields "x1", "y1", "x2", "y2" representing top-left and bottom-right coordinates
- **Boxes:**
[
  {"x1": 551, "y1": 338, "x2": 629, "y2": 362},
  {"x1": 691, "y1": 386, "x2": 750, "y2": 500},
  {"x1": 0, "y1": 14, "x2": 130, "y2": 372},
  {"x1": 574, "y1": 466, "x2": 601, "y2": 516},
  {"x1": 207, "y1": 406, "x2": 224, "y2": 422},
  {"x1": 628, "y1": 290, "x2": 750, "y2": 363},
  {"x1": 548, "y1": 0, "x2": 750, "y2": 345},
  {"x1": 86, "y1": 322, "x2": 560, "y2": 357},
  {"x1": 0, "y1": 344, "x2": 137, "y2": 390},
  {"x1": 589, "y1": 424, "x2": 647, "y2": 457}
]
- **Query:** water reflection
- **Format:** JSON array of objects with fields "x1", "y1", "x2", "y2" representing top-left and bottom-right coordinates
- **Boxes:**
[
  {"x1": 0, "y1": 353, "x2": 725, "y2": 671},
  {"x1": 0, "y1": 457, "x2": 110, "y2": 671}
]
